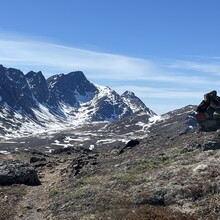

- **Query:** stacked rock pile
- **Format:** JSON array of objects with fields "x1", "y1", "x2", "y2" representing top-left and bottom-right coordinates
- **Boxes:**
[{"x1": 196, "y1": 90, "x2": 220, "y2": 131}]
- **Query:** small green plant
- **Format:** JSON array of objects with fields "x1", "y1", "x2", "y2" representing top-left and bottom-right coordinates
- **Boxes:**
[
  {"x1": 76, "y1": 176, "x2": 103, "y2": 186},
  {"x1": 0, "y1": 202, "x2": 11, "y2": 220},
  {"x1": 74, "y1": 188, "x2": 88, "y2": 198},
  {"x1": 111, "y1": 173, "x2": 136, "y2": 182},
  {"x1": 73, "y1": 186, "x2": 94, "y2": 199},
  {"x1": 128, "y1": 158, "x2": 161, "y2": 175},
  {"x1": 49, "y1": 187, "x2": 59, "y2": 197},
  {"x1": 171, "y1": 147, "x2": 180, "y2": 156},
  {"x1": 19, "y1": 206, "x2": 28, "y2": 215}
]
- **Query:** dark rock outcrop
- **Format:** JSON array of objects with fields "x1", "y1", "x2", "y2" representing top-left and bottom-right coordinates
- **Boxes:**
[
  {"x1": 0, "y1": 66, "x2": 38, "y2": 118},
  {"x1": 109, "y1": 139, "x2": 140, "y2": 155},
  {"x1": 47, "y1": 71, "x2": 98, "y2": 107},
  {"x1": 52, "y1": 146, "x2": 91, "y2": 155},
  {"x1": 26, "y1": 71, "x2": 50, "y2": 105},
  {"x1": 198, "y1": 119, "x2": 220, "y2": 132},
  {"x1": 69, "y1": 153, "x2": 99, "y2": 177},
  {"x1": 30, "y1": 156, "x2": 48, "y2": 167},
  {"x1": 181, "y1": 142, "x2": 202, "y2": 153},
  {"x1": 124, "y1": 139, "x2": 140, "y2": 149},
  {"x1": 132, "y1": 188, "x2": 167, "y2": 206},
  {"x1": 0, "y1": 160, "x2": 40, "y2": 186},
  {"x1": 202, "y1": 141, "x2": 220, "y2": 151}
]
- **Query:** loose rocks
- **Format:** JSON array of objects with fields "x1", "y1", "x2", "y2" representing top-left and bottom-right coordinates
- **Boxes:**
[{"x1": 0, "y1": 160, "x2": 40, "y2": 186}]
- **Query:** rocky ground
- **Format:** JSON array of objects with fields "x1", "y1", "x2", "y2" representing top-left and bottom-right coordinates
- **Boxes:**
[
  {"x1": 1, "y1": 106, "x2": 220, "y2": 220},
  {"x1": 1, "y1": 125, "x2": 220, "y2": 220}
]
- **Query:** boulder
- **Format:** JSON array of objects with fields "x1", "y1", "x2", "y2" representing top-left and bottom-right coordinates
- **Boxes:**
[
  {"x1": 0, "y1": 160, "x2": 40, "y2": 186},
  {"x1": 124, "y1": 139, "x2": 140, "y2": 149},
  {"x1": 30, "y1": 156, "x2": 48, "y2": 167},
  {"x1": 109, "y1": 146, "x2": 124, "y2": 155},
  {"x1": 132, "y1": 188, "x2": 167, "y2": 206},
  {"x1": 69, "y1": 153, "x2": 99, "y2": 177},
  {"x1": 181, "y1": 142, "x2": 202, "y2": 153},
  {"x1": 52, "y1": 146, "x2": 91, "y2": 155},
  {"x1": 109, "y1": 140, "x2": 140, "y2": 156},
  {"x1": 198, "y1": 119, "x2": 220, "y2": 132},
  {"x1": 30, "y1": 156, "x2": 46, "y2": 163},
  {"x1": 202, "y1": 141, "x2": 220, "y2": 151}
]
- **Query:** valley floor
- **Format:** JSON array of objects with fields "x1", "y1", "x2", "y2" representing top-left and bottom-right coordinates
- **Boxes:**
[{"x1": 1, "y1": 129, "x2": 220, "y2": 220}]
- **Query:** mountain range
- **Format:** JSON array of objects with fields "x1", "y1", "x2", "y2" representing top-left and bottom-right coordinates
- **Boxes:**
[
  {"x1": 0, "y1": 64, "x2": 155, "y2": 136},
  {"x1": 3, "y1": 65, "x2": 220, "y2": 220}
]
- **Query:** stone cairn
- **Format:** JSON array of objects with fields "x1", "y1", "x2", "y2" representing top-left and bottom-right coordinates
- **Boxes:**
[{"x1": 196, "y1": 90, "x2": 220, "y2": 131}]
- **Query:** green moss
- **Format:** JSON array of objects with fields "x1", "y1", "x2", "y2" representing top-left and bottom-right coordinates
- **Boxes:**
[
  {"x1": 19, "y1": 206, "x2": 28, "y2": 215},
  {"x1": 128, "y1": 159, "x2": 161, "y2": 174},
  {"x1": 109, "y1": 159, "x2": 162, "y2": 184},
  {"x1": 110, "y1": 173, "x2": 136, "y2": 182},
  {"x1": 49, "y1": 187, "x2": 59, "y2": 197},
  {"x1": 126, "y1": 155, "x2": 179, "y2": 176},
  {"x1": 76, "y1": 176, "x2": 103, "y2": 186},
  {"x1": 171, "y1": 147, "x2": 181, "y2": 156},
  {"x1": 74, "y1": 187, "x2": 91, "y2": 199}
]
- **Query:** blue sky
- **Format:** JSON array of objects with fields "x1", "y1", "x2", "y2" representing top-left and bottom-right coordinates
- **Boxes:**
[{"x1": 1, "y1": 0, "x2": 220, "y2": 114}]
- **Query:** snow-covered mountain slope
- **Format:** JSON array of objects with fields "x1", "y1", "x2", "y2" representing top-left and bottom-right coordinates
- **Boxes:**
[
  {"x1": 121, "y1": 90, "x2": 156, "y2": 116},
  {"x1": 0, "y1": 105, "x2": 197, "y2": 155},
  {"x1": 0, "y1": 65, "x2": 155, "y2": 136},
  {"x1": 89, "y1": 86, "x2": 133, "y2": 121}
]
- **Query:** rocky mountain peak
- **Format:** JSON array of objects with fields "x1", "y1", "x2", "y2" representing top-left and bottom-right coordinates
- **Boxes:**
[
  {"x1": 90, "y1": 86, "x2": 132, "y2": 121},
  {"x1": 25, "y1": 71, "x2": 49, "y2": 105},
  {"x1": 0, "y1": 65, "x2": 155, "y2": 134},
  {"x1": 0, "y1": 66, "x2": 38, "y2": 116},
  {"x1": 121, "y1": 90, "x2": 156, "y2": 116},
  {"x1": 0, "y1": 64, "x2": 5, "y2": 72},
  {"x1": 47, "y1": 71, "x2": 98, "y2": 107},
  {"x1": 26, "y1": 71, "x2": 46, "y2": 87},
  {"x1": 5, "y1": 67, "x2": 25, "y2": 81},
  {"x1": 67, "y1": 71, "x2": 85, "y2": 79},
  {"x1": 121, "y1": 90, "x2": 135, "y2": 97},
  {"x1": 26, "y1": 70, "x2": 44, "y2": 79}
]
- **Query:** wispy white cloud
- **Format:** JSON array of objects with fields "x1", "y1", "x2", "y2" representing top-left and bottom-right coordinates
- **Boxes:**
[
  {"x1": 0, "y1": 38, "x2": 157, "y2": 80},
  {"x1": 113, "y1": 85, "x2": 202, "y2": 99},
  {"x1": 112, "y1": 85, "x2": 202, "y2": 114},
  {"x1": 0, "y1": 36, "x2": 219, "y2": 85},
  {"x1": 168, "y1": 60, "x2": 220, "y2": 75},
  {"x1": 0, "y1": 34, "x2": 219, "y2": 114}
]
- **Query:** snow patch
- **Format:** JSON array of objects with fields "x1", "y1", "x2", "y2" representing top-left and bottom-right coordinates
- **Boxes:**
[
  {"x1": 89, "y1": 145, "x2": 94, "y2": 150},
  {"x1": 75, "y1": 91, "x2": 95, "y2": 103},
  {"x1": 51, "y1": 142, "x2": 72, "y2": 148},
  {"x1": 0, "y1": 150, "x2": 10, "y2": 155},
  {"x1": 149, "y1": 115, "x2": 163, "y2": 123}
]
